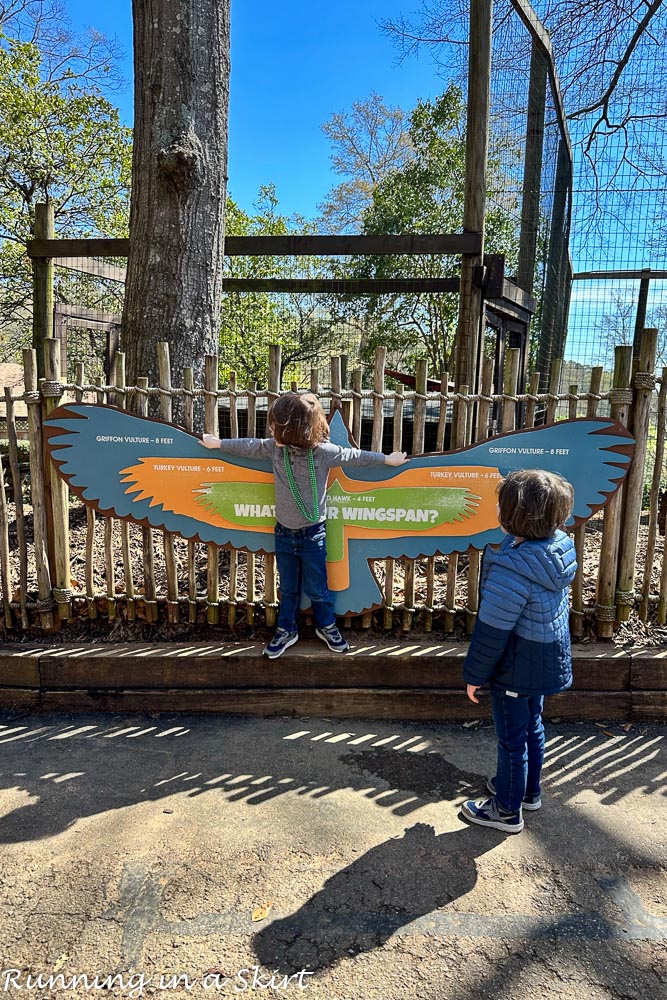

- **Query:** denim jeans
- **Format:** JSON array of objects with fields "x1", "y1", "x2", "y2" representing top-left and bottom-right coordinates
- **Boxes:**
[
  {"x1": 274, "y1": 521, "x2": 336, "y2": 632},
  {"x1": 490, "y1": 688, "x2": 545, "y2": 813}
]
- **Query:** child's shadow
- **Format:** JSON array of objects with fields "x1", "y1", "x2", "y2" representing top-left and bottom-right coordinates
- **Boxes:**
[{"x1": 254, "y1": 822, "x2": 495, "y2": 975}]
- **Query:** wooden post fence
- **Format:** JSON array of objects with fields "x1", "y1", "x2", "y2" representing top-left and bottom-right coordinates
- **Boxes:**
[
  {"x1": 43, "y1": 337, "x2": 71, "y2": 620},
  {"x1": 640, "y1": 366, "x2": 666, "y2": 622},
  {"x1": 615, "y1": 328, "x2": 658, "y2": 622},
  {"x1": 23, "y1": 348, "x2": 55, "y2": 629},
  {"x1": 0, "y1": 339, "x2": 659, "y2": 641},
  {"x1": 595, "y1": 346, "x2": 634, "y2": 638},
  {"x1": 570, "y1": 366, "x2": 603, "y2": 637}
]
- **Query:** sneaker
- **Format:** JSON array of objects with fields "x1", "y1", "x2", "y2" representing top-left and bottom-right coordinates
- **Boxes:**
[
  {"x1": 315, "y1": 623, "x2": 349, "y2": 653},
  {"x1": 487, "y1": 776, "x2": 542, "y2": 811},
  {"x1": 263, "y1": 629, "x2": 298, "y2": 659},
  {"x1": 461, "y1": 797, "x2": 524, "y2": 834}
]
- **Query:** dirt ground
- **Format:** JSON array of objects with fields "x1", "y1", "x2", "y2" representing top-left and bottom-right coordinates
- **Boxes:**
[{"x1": 1, "y1": 709, "x2": 665, "y2": 999}]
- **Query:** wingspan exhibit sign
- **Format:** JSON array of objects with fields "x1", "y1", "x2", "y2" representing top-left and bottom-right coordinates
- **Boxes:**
[{"x1": 44, "y1": 404, "x2": 634, "y2": 615}]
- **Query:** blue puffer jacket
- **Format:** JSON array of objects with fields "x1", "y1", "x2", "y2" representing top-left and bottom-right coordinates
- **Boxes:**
[{"x1": 463, "y1": 529, "x2": 578, "y2": 696}]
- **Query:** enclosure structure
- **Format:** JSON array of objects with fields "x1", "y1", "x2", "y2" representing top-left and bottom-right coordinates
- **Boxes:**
[{"x1": 3, "y1": 1, "x2": 661, "y2": 644}]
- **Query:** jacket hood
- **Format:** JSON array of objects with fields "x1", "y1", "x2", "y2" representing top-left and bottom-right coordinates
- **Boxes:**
[{"x1": 492, "y1": 529, "x2": 577, "y2": 591}]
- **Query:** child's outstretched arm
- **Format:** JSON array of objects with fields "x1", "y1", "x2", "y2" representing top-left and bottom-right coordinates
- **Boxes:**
[
  {"x1": 385, "y1": 451, "x2": 409, "y2": 466},
  {"x1": 201, "y1": 434, "x2": 222, "y2": 449},
  {"x1": 200, "y1": 434, "x2": 274, "y2": 459},
  {"x1": 321, "y1": 443, "x2": 408, "y2": 469}
]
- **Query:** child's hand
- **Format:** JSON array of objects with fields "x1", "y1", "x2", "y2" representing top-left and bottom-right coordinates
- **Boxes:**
[
  {"x1": 385, "y1": 451, "x2": 408, "y2": 466},
  {"x1": 200, "y1": 433, "x2": 221, "y2": 449},
  {"x1": 466, "y1": 684, "x2": 481, "y2": 704}
]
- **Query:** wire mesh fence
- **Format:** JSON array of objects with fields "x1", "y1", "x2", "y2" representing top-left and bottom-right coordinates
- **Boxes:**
[
  {"x1": 559, "y1": 0, "x2": 667, "y2": 382},
  {"x1": 483, "y1": 1, "x2": 573, "y2": 386},
  {"x1": 44, "y1": 251, "x2": 465, "y2": 394},
  {"x1": 567, "y1": 278, "x2": 667, "y2": 373}
]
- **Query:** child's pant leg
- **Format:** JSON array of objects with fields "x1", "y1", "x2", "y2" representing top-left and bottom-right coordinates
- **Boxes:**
[
  {"x1": 526, "y1": 695, "x2": 545, "y2": 799},
  {"x1": 299, "y1": 522, "x2": 336, "y2": 628},
  {"x1": 490, "y1": 689, "x2": 531, "y2": 813},
  {"x1": 275, "y1": 526, "x2": 302, "y2": 632}
]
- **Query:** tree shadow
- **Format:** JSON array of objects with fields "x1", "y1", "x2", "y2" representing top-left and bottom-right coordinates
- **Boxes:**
[{"x1": 253, "y1": 822, "x2": 495, "y2": 974}]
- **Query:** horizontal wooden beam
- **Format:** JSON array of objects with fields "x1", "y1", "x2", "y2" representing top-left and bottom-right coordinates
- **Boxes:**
[
  {"x1": 573, "y1": 269, "x2": 667, "y2": 281},
  {"x1": 486, "y1": 279, "x2": 536, "y2": 315},
  {"x1": 632, "y1": 691, "x2": 667, "y2": 721},
  {"x1": 3, "y1": 643, "x2": 666, "y2": 720},
  {"x1": 221, "y1": 278, "x2": 460, "y2": 293},
  {"x1": 55, "y1": 303, "x2": 121, "y2": 324},
  {"x1": 225, "y1": 233, "x2": 482, "y2": 256},
  {"x1": 26, "y1": 238, "x2": 130, "y2": 258},
  {"x1": 27, "y1": 232, "x2": 482, "y2": 260},
  {"x1": 0, "y1": 687, "x2": 637, "y2": 720}
]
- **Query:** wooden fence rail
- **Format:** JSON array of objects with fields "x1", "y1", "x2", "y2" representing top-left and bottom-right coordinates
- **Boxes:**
[{"x1": 0, "y1": 333, "x2": 664, "y2": 639}]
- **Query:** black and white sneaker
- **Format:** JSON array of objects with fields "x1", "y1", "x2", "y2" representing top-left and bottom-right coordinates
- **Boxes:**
[
  {"x1": 263, "y1": 629, "x2": 298, "y2": 659},
  {"x1": 315, "y1": 623, "x2": 349, "y2": 653},
  {"x1": 461, "y1": 797, "x2": 524, "y2": 834}
]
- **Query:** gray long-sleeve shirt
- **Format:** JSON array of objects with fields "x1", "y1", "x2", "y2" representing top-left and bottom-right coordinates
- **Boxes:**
[{"x1": 218, "y1": 438, "x2": 386, "y2": 529}]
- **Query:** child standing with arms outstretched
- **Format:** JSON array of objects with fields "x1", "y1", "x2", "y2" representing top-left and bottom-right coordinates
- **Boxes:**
[
  {"x1": 461, "y1": 469, "x2": 577, "y2": 834},
  {"x1": 201, "y1": 392, "x2": 407, "y2": 658}
]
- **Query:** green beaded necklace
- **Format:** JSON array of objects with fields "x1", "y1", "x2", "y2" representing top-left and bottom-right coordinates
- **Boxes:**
[{"x1": 283, "y1": 447, "x2": 319, "y2": 522}]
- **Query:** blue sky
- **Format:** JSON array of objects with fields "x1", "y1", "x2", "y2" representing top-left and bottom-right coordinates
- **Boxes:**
[{"x1": 64, "y1": 0, "x2": 441, "y2": 222}]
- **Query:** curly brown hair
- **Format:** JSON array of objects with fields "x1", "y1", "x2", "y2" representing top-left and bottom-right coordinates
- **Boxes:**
[
  {"x1": 268, "y1": 392, "x2": 330, "y2": 449},
  {"x1": 497, "y1": 469, "x2": 574, "y2": 540}
]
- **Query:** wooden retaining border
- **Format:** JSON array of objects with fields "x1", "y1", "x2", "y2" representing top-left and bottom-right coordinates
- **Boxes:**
[{"x1": 0, "y1": 642, "x2": 664, "y2": 720}]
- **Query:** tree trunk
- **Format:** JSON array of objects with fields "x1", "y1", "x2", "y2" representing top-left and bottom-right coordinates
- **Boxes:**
[{"x1": 122, "y1": 0, "x2": 231, "y2": 386}]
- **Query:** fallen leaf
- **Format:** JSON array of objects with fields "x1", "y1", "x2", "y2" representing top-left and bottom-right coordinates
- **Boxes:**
[
  {"x1": 462, "y1": 720, "x2": 480, "y2": 728},
  {"x1": 251, "y1": 902, "x2": 273, "y2": 922},
  {"x1": 53, "y1": 954, "x2": 70, "y2": 973},
  {"x1": 621, "y1": 722, "x2": 633, "y2": 732},
  {"x1": 602, "y1": 730, "x2": 616, "y2": 738}
]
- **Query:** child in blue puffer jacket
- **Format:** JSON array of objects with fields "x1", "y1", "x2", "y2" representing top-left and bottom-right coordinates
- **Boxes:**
[{"x1": 461, "y1": 469, "x2": 577, "y2": 835}]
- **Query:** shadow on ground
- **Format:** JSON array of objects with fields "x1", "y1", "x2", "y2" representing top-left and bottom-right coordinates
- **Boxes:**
[
  {"x1": 0, "y1": 712, "x2": 664, "y2": 997},
  {"x1": 254, "y1": 822, "x2": 492, "y2": 971}
]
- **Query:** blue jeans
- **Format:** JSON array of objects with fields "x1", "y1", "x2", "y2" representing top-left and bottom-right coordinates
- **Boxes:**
[
  {"x1": 274, "y1": 521, "x2": 336, "y2": 632},
  {"x1": 490, "y1": 688, "x2": 545, "y2": 813}
]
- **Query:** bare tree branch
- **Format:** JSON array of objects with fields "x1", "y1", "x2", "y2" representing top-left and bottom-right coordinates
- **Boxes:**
[{"x1": 567, "y1": 0, "x2": 665, "y2": 122}]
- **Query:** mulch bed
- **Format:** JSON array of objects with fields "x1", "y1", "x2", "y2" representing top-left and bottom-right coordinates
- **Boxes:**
[{"x1": 3, "y1": 496, "x2": 667, "y2": 648}]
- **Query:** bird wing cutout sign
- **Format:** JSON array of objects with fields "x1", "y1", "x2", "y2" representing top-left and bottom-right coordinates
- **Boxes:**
[{"x1": 45, "y1": 404, "x2": 634, "y2": 615}]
